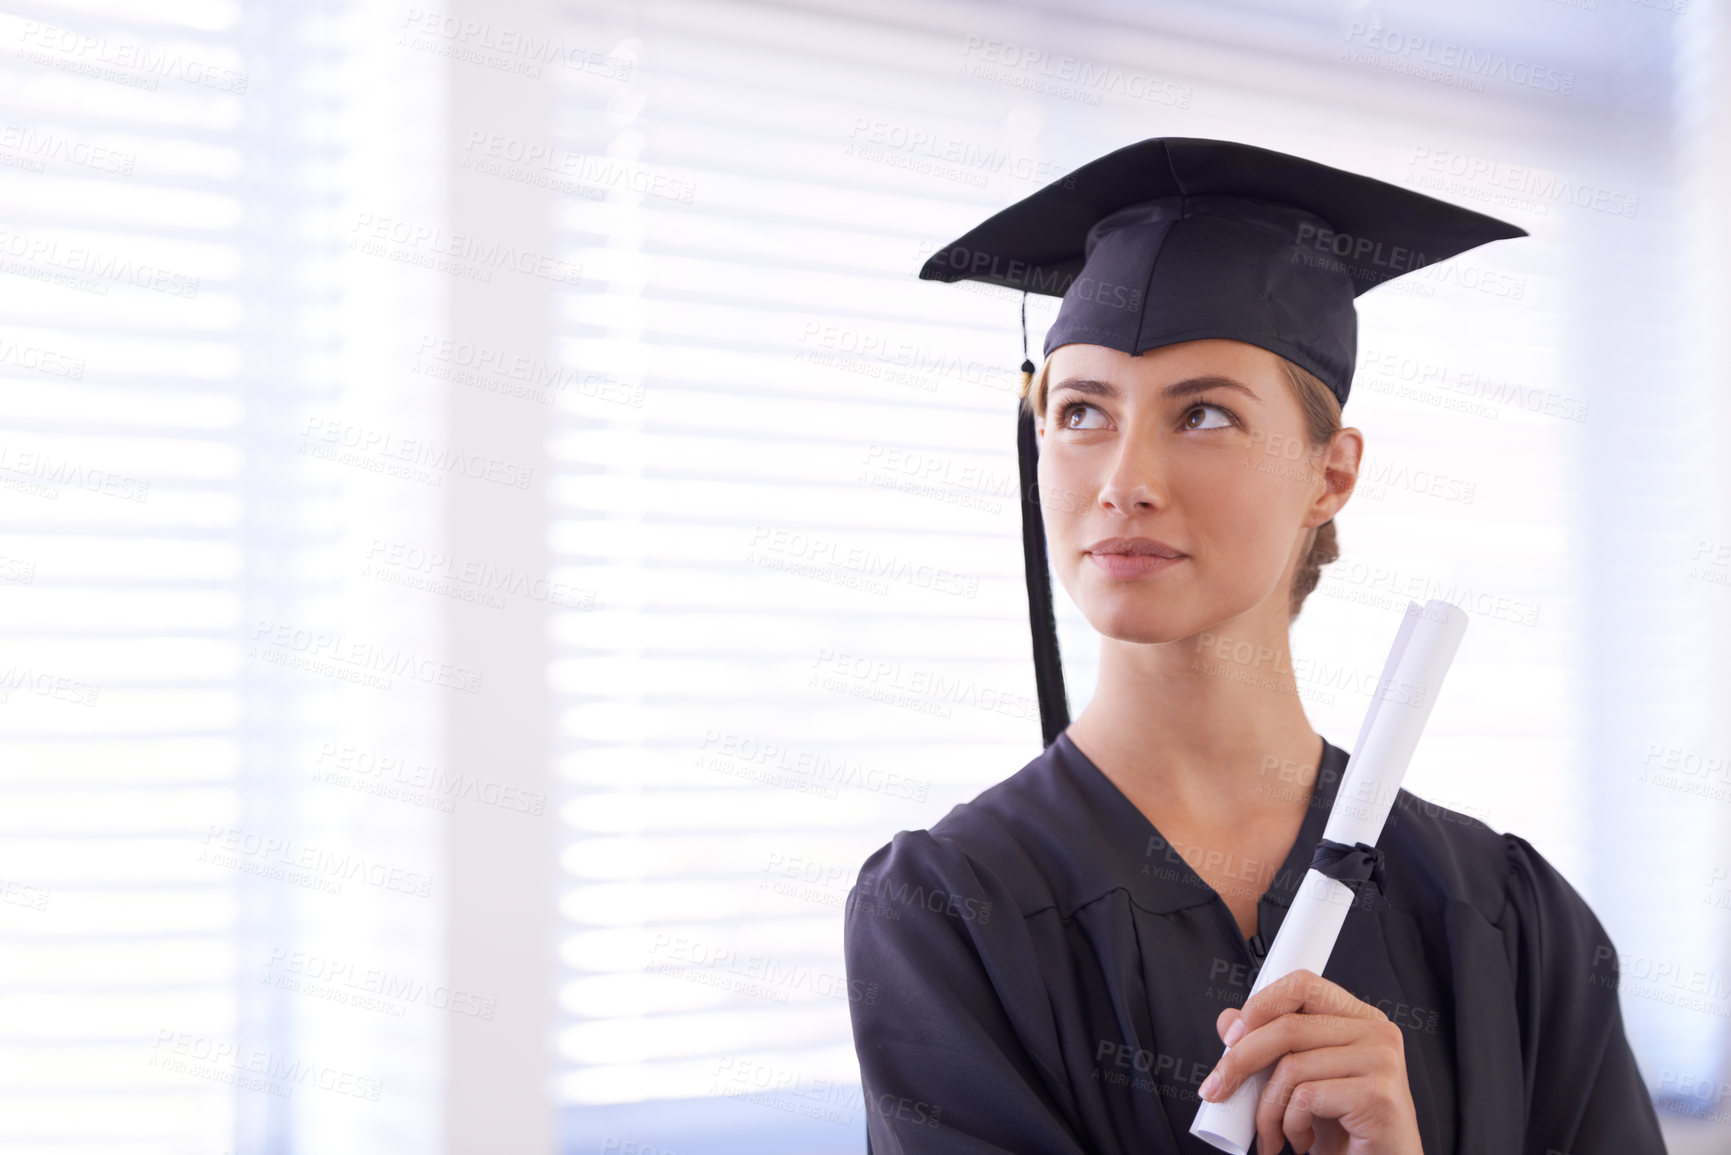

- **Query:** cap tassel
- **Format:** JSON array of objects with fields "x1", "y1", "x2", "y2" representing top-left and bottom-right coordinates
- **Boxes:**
[
  {"x1": 1017, "y1": 403, "x2": 1070, "y2": 747},
  {"x1": 1014, "y1": 288, "x2": 1068, "y2": 747},
  {"x1": 1018, "y1": 290, "x2": 1035, "y2": 399}
]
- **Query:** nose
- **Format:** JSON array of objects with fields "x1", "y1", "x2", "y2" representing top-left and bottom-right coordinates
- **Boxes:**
[{"x1": 1096, "y1": 436, "x2": 1169, "y2": 514}]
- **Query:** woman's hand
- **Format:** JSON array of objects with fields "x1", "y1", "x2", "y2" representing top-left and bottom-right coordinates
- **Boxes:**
[{"x1": 1196, "y1": 968, "x2": 1423, "y2": 1155}]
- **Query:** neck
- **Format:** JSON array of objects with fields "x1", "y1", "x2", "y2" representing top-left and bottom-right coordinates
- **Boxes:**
[{"x1": 1064, "y1": 605, "x2": 1323, "y2": 833}]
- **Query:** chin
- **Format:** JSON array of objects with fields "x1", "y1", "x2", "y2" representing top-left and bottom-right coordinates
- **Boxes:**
[
  {"x1": 1076, "y1": 592, "x2": 1215, "y2": 645},
  {"x1": 1071, "y1": 574, "x2": 1271, "y2": 646}
]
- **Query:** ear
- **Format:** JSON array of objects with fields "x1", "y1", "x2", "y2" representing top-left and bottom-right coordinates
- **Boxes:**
[{"x1": 1312, "y1": 426, "x2": 1363, "y2": 522}]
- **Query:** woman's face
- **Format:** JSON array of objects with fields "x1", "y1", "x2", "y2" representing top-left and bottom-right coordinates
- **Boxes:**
[{"x1": 1036, "y1": 338, "x2": 1357, "y2": 644}]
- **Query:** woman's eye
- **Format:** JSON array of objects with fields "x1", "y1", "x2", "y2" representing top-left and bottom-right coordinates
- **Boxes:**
[
  {"x1": 1183, "y1": 403, "x2": 1235, "y2": 430},
  {"x1": 1060, "y1": 401, "x2": 1109, "y2": 430}
]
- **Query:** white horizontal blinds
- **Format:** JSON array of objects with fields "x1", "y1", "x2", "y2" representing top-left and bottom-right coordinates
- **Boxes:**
[
  {"x1": 0, "y1": 2, "x2": 252, "y2": 1149},
  {"x1": 232, "y1": 3, "x2": 450, "y2": 1152},
  {"x1": 1601, "y1": 0, "x2": 1731, "y2": 1097},
  {"x1": 1315, "y1": 41, "x2": 1711, "y2": 1111},
  {"x1": 547, "y1": 0, "x2": 1689, "y2": 1140},
  {"x1": 0, "y1": 2, "x2": 450, "y2": 1151},
  {"x1": 548, "y1": 0, "x2": 1051, "y2": 1128}
]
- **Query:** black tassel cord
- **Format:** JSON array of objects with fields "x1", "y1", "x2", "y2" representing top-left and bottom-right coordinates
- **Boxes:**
[{"x1": 1016, "y1": 289, "x2": 1069, "y2": 747}]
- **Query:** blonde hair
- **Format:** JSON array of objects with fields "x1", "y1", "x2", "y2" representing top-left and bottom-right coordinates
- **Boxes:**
[{"x1": 1021, "y1": 350, "x2": 1342, "y2": 620}]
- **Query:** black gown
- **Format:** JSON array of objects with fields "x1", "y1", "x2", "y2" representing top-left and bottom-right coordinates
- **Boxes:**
[{"x1": 842, "y1": 731, "x2": 1667, "y2": 1154}]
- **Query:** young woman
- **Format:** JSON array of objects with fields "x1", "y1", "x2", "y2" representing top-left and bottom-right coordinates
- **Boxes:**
[{"x1": 842, "y1": 139, "x2": 1666, "y2": 1155}]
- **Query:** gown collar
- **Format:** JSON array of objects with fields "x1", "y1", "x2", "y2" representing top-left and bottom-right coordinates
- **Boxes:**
[{"x1": 1044, "y1": 730, "x2": 1352, "y2": 917}]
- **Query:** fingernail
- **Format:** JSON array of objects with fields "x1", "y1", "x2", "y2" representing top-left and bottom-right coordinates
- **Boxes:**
[
  {"x1": 1224, "y1": 1018, "x2": 1247, "y2": 1046},
  {"x1": 1199, "y1": 1069, "x2": 1221, "y2": 1099}
]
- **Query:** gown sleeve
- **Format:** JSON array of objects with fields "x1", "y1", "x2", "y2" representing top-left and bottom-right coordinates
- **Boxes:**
[
  {"x1": 1501, "y1": 831, "x2": 1668, "y2": 1154},
  {"x1": 843, "y1": 829, "x2": 1094, "y2": 1155}
]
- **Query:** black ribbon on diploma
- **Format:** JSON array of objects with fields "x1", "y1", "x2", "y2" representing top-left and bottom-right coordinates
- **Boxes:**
[{"x1": 1308, "y1": 837, "x2": 1387, "y2": 896}]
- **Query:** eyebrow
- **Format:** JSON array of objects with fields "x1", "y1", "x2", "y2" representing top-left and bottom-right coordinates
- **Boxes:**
[{"x1": 1050, "y1": 374, "x2": 1262, "y2": 403}]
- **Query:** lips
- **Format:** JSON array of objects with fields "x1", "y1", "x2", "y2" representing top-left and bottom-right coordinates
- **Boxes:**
[
  {"x1": 1085, "y1": 537, "x2": 1186, "y2": 579},
  {"x1": 1086, "y1": 537, "x2": 1185, "y2": 559}
]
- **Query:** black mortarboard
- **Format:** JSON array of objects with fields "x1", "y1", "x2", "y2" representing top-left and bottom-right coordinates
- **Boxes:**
[{"x1": 917, "y1": 137, "x2": 1527, "y2": 748}]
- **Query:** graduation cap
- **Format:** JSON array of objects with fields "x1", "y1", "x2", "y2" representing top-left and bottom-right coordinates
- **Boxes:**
[{"x1": 917, "y1": 137, "x2": 1527, "y2": 748}]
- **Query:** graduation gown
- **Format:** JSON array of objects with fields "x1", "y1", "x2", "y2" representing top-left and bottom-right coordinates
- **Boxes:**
[{"x1": 842, "y1": 731, "x2": 1667, "y2": 1154}]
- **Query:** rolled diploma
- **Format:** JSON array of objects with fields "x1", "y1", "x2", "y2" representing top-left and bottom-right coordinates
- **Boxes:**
[{"x1": 1189, "y1": 598, "x2": 1469, "y2": 1155}]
